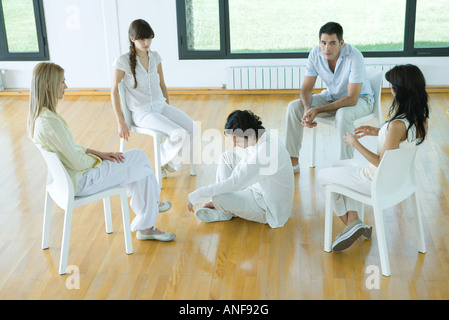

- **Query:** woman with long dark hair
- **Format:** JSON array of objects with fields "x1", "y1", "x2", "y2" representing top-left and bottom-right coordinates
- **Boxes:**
[
  {"x1": 187, "y1": 110, "x2": 294, "y2": 228},
  {"x1": 111, "y1": 19, "x2": 197, "y2": 176},
  {"x1": 317, "y1": 64, "x2": 430, "y2": 251}
]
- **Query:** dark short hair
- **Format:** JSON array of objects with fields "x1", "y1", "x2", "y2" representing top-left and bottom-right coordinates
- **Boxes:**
[
  {"x1": 319, "y1": 22, "x2": 343, "y2": 41},
  {"x1": 224, "y1": 110, "x2": 265, "y2": 139}
]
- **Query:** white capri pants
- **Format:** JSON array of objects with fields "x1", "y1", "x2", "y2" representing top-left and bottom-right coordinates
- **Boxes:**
[
  {"x1": 76, "y1": 149, "x2": 160, "y2": 232},
  {"x1": 132, "y1": 104, "x2": 198, "y2": 171},
  {"x1": 317, "y1": 159, "x2": 372, "y2": 217},
  {"x1": 285, "y1": 91, "x2": 373, "y2": 160},
  {"x1": 211, "y1": 151, "x2": 268, "y2": 224}
]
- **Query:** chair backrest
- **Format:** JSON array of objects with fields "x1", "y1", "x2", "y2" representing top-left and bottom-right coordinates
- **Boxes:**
[
  {"x1": 371, "y1": 146, "x2": 418, "y2": 209},
  {"x1": 366, "y1": 68, "x2": 383, "y2": 126},
  {"x1": 117, "y1": 81, "x2": 133, "y2": 128},
  {"x1": 37, "y1": 147, "x2": 74, "y2": 208}
]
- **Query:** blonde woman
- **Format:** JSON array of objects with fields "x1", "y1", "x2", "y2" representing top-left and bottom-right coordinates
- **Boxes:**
[
  {"x1": 28, "y1": 62, "x2": 175, "y2": 241},
  {"x1": 111, "y1": 19, "x2": 197, "y2": 176}
]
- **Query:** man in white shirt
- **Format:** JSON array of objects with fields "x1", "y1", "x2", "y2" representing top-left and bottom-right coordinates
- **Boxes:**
[{"x1": 285, "y1": 22, "x2": 374, "y2": 172}]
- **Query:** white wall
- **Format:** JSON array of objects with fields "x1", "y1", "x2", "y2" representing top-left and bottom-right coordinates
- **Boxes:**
[{"x1": 0, "y1": 0, "x2": 448, "y2": 89}]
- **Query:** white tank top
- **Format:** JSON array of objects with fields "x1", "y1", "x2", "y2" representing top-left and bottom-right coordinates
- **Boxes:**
[{"x1": 361, "y1": 118, "x2": 417, "y2": 180}]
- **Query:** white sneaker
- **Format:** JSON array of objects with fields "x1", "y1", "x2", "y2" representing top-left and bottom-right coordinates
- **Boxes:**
[
  {"x1": 166, "y1": 164, "x2": 176, "y2": 172},
  {"x1": 195, "y1": 208, "x2": 233, "y2": 223},
  {"x1": 158, "y1": 201, "x2": 172, "y2": 212},
  {"x1": 332, "y1": 219, "x2": 366, "y2": 252},
  {"x1": 161, "y1": 164, "x2": 175, "y2": 179},
  {"x1": 362, "y1": 225, "x2": 372, "y2": 240},
  {"x1": 136, "y1": 227, "x2": 176, "y2": 242}
]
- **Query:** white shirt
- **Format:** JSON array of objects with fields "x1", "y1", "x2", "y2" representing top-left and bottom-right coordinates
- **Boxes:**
[
  {"x1": 188, "y1": 132, "x2": 295, "y2": 228},
  {"x1": 113, "y1": 50, "x2": 167, "y2": 113},
  {"x1": 361, "y1": 118, "x2": 417, "y2": 180},
  {"x1": 305, "y1": 43, "x2": 374, "y2": 102}
]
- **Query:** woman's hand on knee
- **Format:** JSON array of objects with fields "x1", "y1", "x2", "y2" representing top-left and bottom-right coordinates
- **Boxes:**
[{"x1": 99, "y1": 151, "x2": 125, "y2": 163}]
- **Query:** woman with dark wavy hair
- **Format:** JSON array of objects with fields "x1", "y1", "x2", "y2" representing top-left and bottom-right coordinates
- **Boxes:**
[
  {"x1": 188, "y1": 110, "x2": 294, "y2": 228},
  {"x1": 318, "y1": 64, "x2": 430, "y2": 252},
  {"x1": 111, "y1": 19, "x2": 197, "y2": 177}
]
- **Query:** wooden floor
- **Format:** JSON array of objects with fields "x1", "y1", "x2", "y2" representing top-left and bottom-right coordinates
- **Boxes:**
[{"x1": 1, "y1": 91, "x2": 449, "y2": 300}]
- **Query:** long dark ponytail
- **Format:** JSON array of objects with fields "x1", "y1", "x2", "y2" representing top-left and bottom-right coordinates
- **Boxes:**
[
  {"x1": 128, "y1": 19, "x2": 154, "y2": 89},
  {"x1": 385, "y1": 64, "x2": 429, "y2": 145}
]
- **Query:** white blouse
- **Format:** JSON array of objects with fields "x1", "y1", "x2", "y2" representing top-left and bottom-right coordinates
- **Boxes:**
[
  {"x1": 188, "y1": 132, "x2": 295, "y2": 228},
  {"x1": 113, "y1": 50, "x2": 167, "y2": 113}
]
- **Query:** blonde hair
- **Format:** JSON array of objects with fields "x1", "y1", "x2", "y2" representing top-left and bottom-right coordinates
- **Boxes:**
[{"x1": 27, "y1": 62, "x2": 65, "y2": 138}]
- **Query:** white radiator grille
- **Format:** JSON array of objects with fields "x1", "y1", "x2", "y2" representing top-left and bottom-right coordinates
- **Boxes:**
[
  {"x1": 0, "y1": 69, "x2": 5, "y2": 90},
  {"x1": 226, "y1": 64, "x2": 395, "y2": 90},
  {"x1": 226, "y1": 66, "x2": 301, "y2": 90},
  {"x1": 365, "y1": 64, "x2": 395, "y2": 88}
]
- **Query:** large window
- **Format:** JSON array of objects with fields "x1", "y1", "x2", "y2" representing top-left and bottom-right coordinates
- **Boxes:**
[
  {"x1": 0, "y1": 0, "x2": 49, "y2": 61},
  {"x1": 176, "y1": 0, "x2": 449, "y2": 59},
  {"x1": 414, "y1": 0, "x2": 449, "y2": 49}
]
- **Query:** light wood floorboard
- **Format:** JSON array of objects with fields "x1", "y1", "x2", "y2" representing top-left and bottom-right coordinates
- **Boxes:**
[{"x1": 0, "y1": 92, "x2": 448, "y2": 300}]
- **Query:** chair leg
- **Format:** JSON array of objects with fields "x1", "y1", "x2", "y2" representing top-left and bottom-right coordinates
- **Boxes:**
[
  {"x1": 42, "y1": 191, "x2": 53, "y2": 250},
  {"x1": 324, "y1": 188, "x2": 333, "y2": 252},
  {"x1": 120, "y1": 138, "x2": 126, "y2": 153},
  {"x1": 120, "y1": 193, "x2": 133, "y2": 255},
  {"x1": 103, "y1": 197, "x2": 113, "y2": 234},
  {"x1": 411, "y1": 193, "x2": 426, "y2": 254},
  {"x1": 154, "y1": 136, "x2": 162, "y2": 189},
  {"x1": 190, "y1": 133, "x2": 196, "y2": 176},
  {"x1": 310, "y1": 127, "x2": 317, "y2": 168},
  {"x1": 372, "y1": 204, "x2": 391, "y2": 277},
  {"x1": 59, "y1": 205, "x2": 74, "y2": 275}
]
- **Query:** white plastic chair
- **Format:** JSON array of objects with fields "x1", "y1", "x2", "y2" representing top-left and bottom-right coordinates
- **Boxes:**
[
  {"x1": 310, "y1": 68, "x2": 383, "y2": 167},
  {"x1": 118, "y1": 81, "x2": 195, "y2": 188},
  {"x1": 38, "y1": 147, "x2": 133, "y2": 275},
  {"x1": 323, "y1": 146, "x2": 426, "y2": 277}
]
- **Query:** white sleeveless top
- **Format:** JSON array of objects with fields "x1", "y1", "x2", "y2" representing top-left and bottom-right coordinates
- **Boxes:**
[{"x1": 361, "y1": 118, "x2": 417, "y2": 180}]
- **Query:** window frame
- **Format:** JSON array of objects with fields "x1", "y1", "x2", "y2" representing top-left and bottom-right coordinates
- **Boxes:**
[
  {"x1": 0, "y1": 0, "x2": 49, "y2": 61},
  {"x1": 176, "y1": 0, "x2": 449, "y2": 60}
]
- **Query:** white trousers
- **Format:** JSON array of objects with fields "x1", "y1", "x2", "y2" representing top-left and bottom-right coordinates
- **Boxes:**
[
  {"x1": 285, "y1": 91, "x2": 373, "y2": 160},
  {"x1": 211, "y1": 151, "x2": 268, "y2": 224},
  {"x1": 76, "y1": 149, "x2": 160, "y2": 232},
  {"x1": 132, "y1": 104, "x2": 198, "y2": 171},
  {"x1": 317, "y1": 159, "x2": 371, "y2": 217}
]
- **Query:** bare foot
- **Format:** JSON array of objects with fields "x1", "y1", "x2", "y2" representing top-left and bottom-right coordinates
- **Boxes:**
[
  {"x1": 291, "y1": 157, "x2": 299, "y2": 167},
  {"x1": 202, "y1": 201, "x2": 215, "y2": 209}
]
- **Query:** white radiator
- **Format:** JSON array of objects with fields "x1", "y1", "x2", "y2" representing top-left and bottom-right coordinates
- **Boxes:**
[
  {"x1": 226, "y1": 64, "x2": 395, "y2": 90},
  {"x1": 366, "y1": 64, "x2": 395, "y2": 88},
  {"x1": 0, "y1": 69, "x2": 5, "y2": 90},
  {"x1": 226, "y1": 66, "x2": 301, "y2": 90}
]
